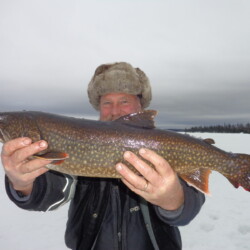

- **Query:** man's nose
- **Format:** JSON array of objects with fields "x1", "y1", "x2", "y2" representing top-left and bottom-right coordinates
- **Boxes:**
[
  {"x1": 111, "y1": 103, "x2": 120, "y2": 114},
  {"x1": 111, "y1": 103, "x2": 121, "y2": 117}
]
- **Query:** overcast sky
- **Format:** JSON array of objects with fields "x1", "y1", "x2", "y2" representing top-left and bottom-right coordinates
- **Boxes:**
[{"x1": 1, "y1": 0, "x2": 250, "y2": 129}]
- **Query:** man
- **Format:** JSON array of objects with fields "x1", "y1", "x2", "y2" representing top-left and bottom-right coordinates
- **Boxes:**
[{"x1": 2, "y1": 62, "x2": 205, "y2": 250}]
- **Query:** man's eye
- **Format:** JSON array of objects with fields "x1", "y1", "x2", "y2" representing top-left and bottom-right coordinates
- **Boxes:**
[
  {"x1": 121, "y1": 100, "x2": 128, "y2": 104},
  {"x1": 103, "y1": 101, "x2": 111, "y2": 105}
]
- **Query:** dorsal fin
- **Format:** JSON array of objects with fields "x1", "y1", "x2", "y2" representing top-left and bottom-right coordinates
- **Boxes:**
[{"x1": 114, "y1": 110, "x2": 157, "y2": 129}]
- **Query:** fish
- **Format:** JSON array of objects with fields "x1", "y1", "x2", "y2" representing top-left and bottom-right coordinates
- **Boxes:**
[{"x1": 0, "y1": 110, "x2": 249, "y2": 194}]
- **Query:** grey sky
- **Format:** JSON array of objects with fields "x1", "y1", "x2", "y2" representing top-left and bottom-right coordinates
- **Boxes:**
[{"x1": 1, "y1": 0, "x2": 250, "y2": 129}]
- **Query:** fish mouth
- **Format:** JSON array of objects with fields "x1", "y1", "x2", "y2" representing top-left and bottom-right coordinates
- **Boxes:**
[
  {"x1": 0, "y1": 129, "x2": 11, "y2": 142},
  {"x1": 0, "y1": 128, "x2": 5, "y2": 143},
  {"x1": 0, "y1": 118, "x2": 3, "y2": 142},
  {"x1": 0, "y1": 124, "x2": 10, "y2": 143},
  {"x1": 0, "y1": 115, "x2": 11, "y2": 142}
]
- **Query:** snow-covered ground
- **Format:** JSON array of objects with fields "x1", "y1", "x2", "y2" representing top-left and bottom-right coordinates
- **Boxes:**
[{"x1": 0, "y1": 133, "x2": 249, "y2": 250}]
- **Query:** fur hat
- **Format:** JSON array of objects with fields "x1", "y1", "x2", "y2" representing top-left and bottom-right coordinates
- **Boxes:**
[{"x1": 87, "y1": 62, "x2": 152, "y2": 110}]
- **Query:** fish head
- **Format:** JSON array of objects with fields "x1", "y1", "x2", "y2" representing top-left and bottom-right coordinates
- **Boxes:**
[
  {"x1": 0, "y1": 113, "x2": 8, "y2": 142},
  {"x1": 0, "y1": 112, "x2": 25, "y2": 143},
  {"x1": 0, "y1": 111, "x2": 41, "y2": 143}
]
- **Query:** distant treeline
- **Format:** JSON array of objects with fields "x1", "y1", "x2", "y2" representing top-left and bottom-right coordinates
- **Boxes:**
[{"x1": 185, "y1": 123, "x2": 250, "y2": 134}]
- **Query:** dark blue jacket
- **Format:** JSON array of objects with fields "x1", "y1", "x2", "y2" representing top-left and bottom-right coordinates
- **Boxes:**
[{"x1": 5, "y1": 171, "x2": 205, "y2": 250}]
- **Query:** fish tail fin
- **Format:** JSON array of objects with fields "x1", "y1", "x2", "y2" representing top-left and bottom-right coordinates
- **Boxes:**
[{"x1": 225, "y1": 154, "x2": 250, "y2": 192}]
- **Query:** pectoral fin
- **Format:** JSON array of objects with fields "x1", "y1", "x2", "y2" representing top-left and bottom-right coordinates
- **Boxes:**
[
  {"x1": 180, "y1": 168, "x2": 212, "y2": 194},
  {"x1": 34, "y1": 151, "x2": 69, "y2": 165}
]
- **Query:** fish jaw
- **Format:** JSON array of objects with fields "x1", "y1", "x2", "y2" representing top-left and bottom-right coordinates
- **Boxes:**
[
  {"x1": 0, "y1": 112, "x2": 42, "y2": 143},
  {"x1": 0, "y1": 114, "x2": 9, "y2": 142},
  {"x1": 0, "y1": 128, "x2": 8, "y2": 143}
]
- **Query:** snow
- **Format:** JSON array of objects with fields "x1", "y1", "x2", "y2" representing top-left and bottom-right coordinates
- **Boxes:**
[
  {"x1": 0, "y1": 133, "x2": 250, "y2": 250},
  {"x1": 179, "y1": 133, "x2": 250, "y2": 250}
]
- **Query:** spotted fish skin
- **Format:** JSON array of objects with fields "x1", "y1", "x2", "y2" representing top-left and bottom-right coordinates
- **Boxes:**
[{"x1": 0, "y1": 110, "x2": 249, "y2": 194}]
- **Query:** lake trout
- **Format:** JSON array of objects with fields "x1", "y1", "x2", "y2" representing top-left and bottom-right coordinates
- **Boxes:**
[{"x1": 0, "y1": 110, "x2": 249, "y2": 194}]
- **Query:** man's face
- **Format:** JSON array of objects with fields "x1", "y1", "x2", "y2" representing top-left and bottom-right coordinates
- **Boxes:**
[{"x1": 99, "y1": 93, "x2": 142, "y2": 121}]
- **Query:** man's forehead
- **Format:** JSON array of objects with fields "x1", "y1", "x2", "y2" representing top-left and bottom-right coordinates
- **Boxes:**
[{"x1": 101, "y1": 93, "x2": 137, "y2": 100}]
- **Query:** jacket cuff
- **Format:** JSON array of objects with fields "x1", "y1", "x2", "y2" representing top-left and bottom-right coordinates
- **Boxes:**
[
  {"x1": 5, "y1": 174, "x2": 47, "y2": 210},
  {"x1": 8, "y1": 182, "x2": 31, "y2": 202},
  {"x1": 154, "y1": 179, "x2": 205, "y2": 226},
  {"x1": 156, "y1": 204, "x2": 184, "y2": 220}
]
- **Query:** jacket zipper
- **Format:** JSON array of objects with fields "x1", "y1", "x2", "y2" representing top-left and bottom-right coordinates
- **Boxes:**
[{"x1": 114, "y1": 183, "x2": 122, "y2": 250}]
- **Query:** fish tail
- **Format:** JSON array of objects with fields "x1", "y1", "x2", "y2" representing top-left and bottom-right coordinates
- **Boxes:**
[{"x1": 225, "y1": 154, "x2": 250, "y2": 192}]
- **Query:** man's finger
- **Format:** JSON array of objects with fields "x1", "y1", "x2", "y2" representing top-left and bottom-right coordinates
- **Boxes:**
[
  {"x1": 19, "y1": 158, "x2": 52, "y2": 174},
  {"x1": 139, "y1": 148, "x2": 174, "y2": 177},
  {"x1": 116, "y1": 163, "x2": 149, "y2": 191},
  {"x1": 2, "y1": 137, "x2": 32, "y2": 157},
  {"x1": 10, "y1": 140, "x2": 48, "y2": 165},
  {"x1": 24, "y1": 166, "x2": 49, "y2": 179},
  {"x1": 123, "y1": 151, "x2": 159, "y2": 183}
]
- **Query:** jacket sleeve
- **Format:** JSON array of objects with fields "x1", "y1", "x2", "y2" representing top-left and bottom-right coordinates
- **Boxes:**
[
  {"x1": 5, "y1": 170, "x2": 77, "y2": 212},
  {"x1": 154, "y1": 179, "x2": 205, "y2": 226}
]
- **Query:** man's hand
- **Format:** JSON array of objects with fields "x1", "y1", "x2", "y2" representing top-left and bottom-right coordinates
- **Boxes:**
[
  {"x1": 1, "y1": 137, "x2": 51, "y2": 196},
  {"x1": 115, "y1": 148, "x2": 184, "y2": 211}
]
